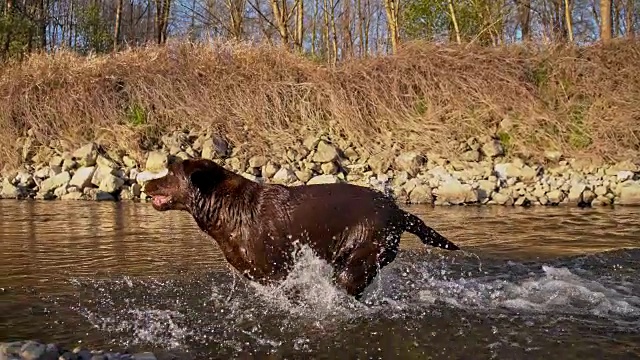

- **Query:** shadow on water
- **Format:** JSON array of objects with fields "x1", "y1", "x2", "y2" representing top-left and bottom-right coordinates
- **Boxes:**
[{"x1": 0, "y1": 201, "x2": 639, "y2": 359}]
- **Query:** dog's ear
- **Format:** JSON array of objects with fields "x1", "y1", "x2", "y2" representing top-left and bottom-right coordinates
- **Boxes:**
[{"x1": 184, "y1": 159, "x2": 225, "y2": 196}]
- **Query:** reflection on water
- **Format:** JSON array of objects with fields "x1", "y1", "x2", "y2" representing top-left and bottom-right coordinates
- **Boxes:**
[{"x1": 0, "y1": 201, "x2": 639, "y2": 359}]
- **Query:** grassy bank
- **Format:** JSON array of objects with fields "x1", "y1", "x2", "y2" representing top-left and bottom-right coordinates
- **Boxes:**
[{"x1": 1, "y1": 40, "x2": 640, "y2": 168}]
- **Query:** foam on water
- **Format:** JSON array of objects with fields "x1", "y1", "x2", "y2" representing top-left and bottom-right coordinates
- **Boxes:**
[{"x1": 65, "y1": 247, "x2": 640, "y2": 354}]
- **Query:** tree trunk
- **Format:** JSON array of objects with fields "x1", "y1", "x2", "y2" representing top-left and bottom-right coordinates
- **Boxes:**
[
  {"x1": 564, "y1": 0, "x2": 573, "y2": 42},
  {"x1": 625, "y1": 0, "x2": 634, "y2": 38},
  {"x1": 516, "y1": 0, "x2": 531, "y2": 41},
  {"x1": 383, "y1": 0, "x2": 399, "y2": 54},
  {"x1": 114, "y1": 0, "x2": 124, "y2": 50},
  {"x1": 448, "y1": 0, "x2": 461, "y2": 44},
  {"x1": 295, "y1": 0, "x2": 303, "y2": 51},
  {"x1": 600, "y1": 0, "x2": 612, "y2": 43}
]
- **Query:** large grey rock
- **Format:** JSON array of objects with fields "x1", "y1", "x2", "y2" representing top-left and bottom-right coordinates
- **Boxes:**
[
  {"x1": 477, "y1": 180, "x2": 496, "y2": 201},
  {"x1": 145, "y1": 151, "x2": 168, "y2": 172},
  {"x1": 394, "y1": 152, "x2": 424, "y2": 177},
  {"x1": 368, "y1": 152, "x2": 392, "y2": 174},
  {"x1": 307, "y1": 174, "x2": 341, "y2": 185},
  {"x1": 98, "y1": 174, "x2": 125, "y2": 193},
  {"x1": 201, "y1": 136, "x2": 228, "y2": 159},
  {"x1": 69, "y1": 166, "x2": 96, "y2": 189},
  {"x1": 248, "y1": 155, "x2": 268, "y2": 168},
  {"x1": 494, "y1": 163, "x2": 521, "y2": 180},
  {"x1": 262, "y1": 162, "x2": 279, "y2": 179},
  {"x1": 72, "y1": 143, "x2": 98, "y2": 166},
  {"x1": 136, "y1": 169, "x2": 168, "y2": 184},
  {"x1": 436, "y1": 179, "x2": 478, "y2": 205},
  {"x1": 39, "y1": 171, "x2": 70, "y2": 193},
  {"x1": 61, "y1": 192, "x2": 84, "y2": 200},
  {"x1": 618, "y1": 183, "x2": 640, "y2": 205},
  {"x1": 617, "y1": 170, "x2": 635, "y2": 182},
  {"x1": 312, "y1": 141, "x2": 339, "y2": 163},
  {"x1": 321, "y1": 161, "x2": 339, "y2": 175},
  {"x1": 19, "y1": 340, "x2": 46, "y2": 360},
  {"x1": 547, "y1": 189, "x2": 565, "y2": 204},
  {"x1": 481, "y1": 139, "x2": 504, "y2": 158},
  {"x1": 409, "y1": 185, "x2": 432, "y2": 204},
  {"x1": 272, "y1": 166, "x2": 297, "y2": 184},
  {"x1": 295, "y1": 169, "x2": 313, "y2": 183},
  {"x1": 91, "y1": 166, "x2": 116, "y2": 187},
  {"x1": 568, "y1": 183, "x2": 587, "y2": 204},
  {"x1": 492, "y1": 192, "x2": 513, "y2": 205},
  {"x1": 122, "y1": 155, "x2": 138, "y2": 168}
]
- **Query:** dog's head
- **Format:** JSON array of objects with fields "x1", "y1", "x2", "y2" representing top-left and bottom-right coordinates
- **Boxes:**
[{"x1": 144, "y1": 158, "x2": 226, "y2": 212}]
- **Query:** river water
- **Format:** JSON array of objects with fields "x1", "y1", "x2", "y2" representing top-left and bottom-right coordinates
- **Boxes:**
[{"x1": 0, "y1": 201, "x2": 639, "y2": 359}]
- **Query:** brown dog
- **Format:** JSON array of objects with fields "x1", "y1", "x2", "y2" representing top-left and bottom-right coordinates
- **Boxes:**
[{"x1": 144, "y1": 158, "x2": 459, "y2": 299}]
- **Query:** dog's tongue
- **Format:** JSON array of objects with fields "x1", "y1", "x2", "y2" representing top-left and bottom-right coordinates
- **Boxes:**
[{"x1": 152, "y1": 195, "x2": 170, "y2": 207}]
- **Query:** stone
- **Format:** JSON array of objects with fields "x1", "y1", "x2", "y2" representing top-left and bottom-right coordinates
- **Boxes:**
[
  {"x1": 72, "y1": 143, "x2": 98, "y2": 166},
  {"x1": 69, "y1": 167, "x2": 96, "y2": 189},
  {"x1": 477, "y1": 180, "x2": 496, "y2": 201},
  {"x1": 343, "y1": 147, "x2": 359, "y2": 161},
  {"x1": 272, "y1": 166, "x2": 297, "y2": 184},
  {"x1": 436, "y1": 179, "x2": 478, "y2": 205},
  {"x1": 594, "y1": 186, "x2": 608, "y2": 196},
  {"x1": 568, "y1": 183, "x2": 586, "y2": 204},
  {"x1": 54, "y1": 186, "x2": 68, "y2": 198},
  {"x1": 617, "y1": 171, "x2": 635, "y2": 182},
  {"x1": 96, "y1": 155, "x2": 116, "y2": 169},
  {"x1": 618, "y1": 183, "x2": 640, "y2": 205},
  {"x1": 98, "y1": 174, "x2": 125, "y2": 193},
  {"x1": 0, "y1": 341, "x2": 24, "y2": 357},
  {"x1": 321, "y1": 161, "x2": 339, "y2": 175},
  {"x1": 130, "y1": 183, "x2": 142, "y2": 197},
  {"x1": 494, "y1": 163, "x2": 522, "y2": 180},
  {"x1": 295, "y1": 169, "x2": 314, "y2": 183},
  {"x1": 136, "y1": 170, "x2": 167, "y2": 184},
  {"x1": 394, "y1": 152, "x2": 424, "y2": 177},
  {"x1": 544, "y1": 150, "x2": 563, "y2": 162},
  {"x1": 39, "y1": 171, "x2": 71, "y2": 193},
  {"x1": 248, "y1": 155, "x2": 268, "y2": 168},
  {"x1": 122, "y1": 156, "x2": 138, "y2": 168},
  {"x1": 368, "y1": 152, "x2": 392, "y2": 174},
  {"x1": 519, "y1": 166, "x2": 538, "y2": 182},
  {"x1": 481, "y1": 139, "x2": 504, "y2": 158},
  {"x1": 201, "y1": 136, "x2": 229, "y2": 159},
  {"x1": 492, "y1": 192, "x2": 513, "y2": 205},
  {"x1": 19, "y1": 340, "x2": 46, "y2": 360},
  {"x1": 460, "y1": 150, "x2": 481, "y2": 162},
  {"x1": 312, "y1": 141, "x2": 340, "y2": 163},
  {"x1": 582, "y1": 190, "x2": 596, "y2": 204},
  {"x1": 95, "y1": 191, "x2": 115, "y2": 201},
  {"x1": 547, "y1": 190, "x2": 565, "y2": 204},
  {"x1": 91, "y1": 166, "x2": 116, "y2": 187},
  {"x1": 262, "y1": 162, "x2": 280, "y2": 179},
  {"x1": 226, "y1": 157, "x2": 245, "y2": 172},
  {"x1": 61, "y1": 192, "x2": 84, "y2": 200},
  {"x1": 145, "y1": 151, "x2": 168, "y2": 172},
  {"x1": 307, "y1": 174, "x2": 341, "y2": 185},
  {"x1": 303, "y1": 135, "x2": 320, "y2": 150},
  {"x1": 34, "y1": 166, "x2": 52, "y2": 179},
  {"x1": 132, "y1": 352, "x2": 157, "y2": 360},
  {"x1": 49, "y1": 155, "x2": 64, "y2": 168},
  {"x1": 409, "y1": 185, "x2": 432, "y2": 204}
]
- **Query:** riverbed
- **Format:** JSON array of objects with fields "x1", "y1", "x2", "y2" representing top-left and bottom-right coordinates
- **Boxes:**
[{"x1": 0, "y1": 201, "x2": 639, "y2": 359}]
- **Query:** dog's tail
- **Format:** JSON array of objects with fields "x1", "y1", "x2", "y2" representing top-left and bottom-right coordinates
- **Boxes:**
[{"x1": 402, "y1": 211, "x2": 460, "y2": 251}]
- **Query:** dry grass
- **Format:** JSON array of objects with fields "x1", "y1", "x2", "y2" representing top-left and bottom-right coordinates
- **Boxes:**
[{"x1": 1, "y1": 39, "x2": 640, "y2": 168}]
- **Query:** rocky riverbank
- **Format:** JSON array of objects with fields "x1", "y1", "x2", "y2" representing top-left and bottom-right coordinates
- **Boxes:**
[
  {"x1": 2, "y1": 131, "x2": 640, "y2": 207},
  {"x1": 0, "y1": 340, "x2": 158, "y2": 360}
]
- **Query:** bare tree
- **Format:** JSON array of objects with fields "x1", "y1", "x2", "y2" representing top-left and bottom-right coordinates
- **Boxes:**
[
  {"x1": 383, "y1": 0, "x2": 398, "y2": 53},
  {"x1": 114, "y1": 0, "x2": 124, "y2": 49},
  {"x1": 600, "y1": 0, "x2": 612, "y2": 43}
]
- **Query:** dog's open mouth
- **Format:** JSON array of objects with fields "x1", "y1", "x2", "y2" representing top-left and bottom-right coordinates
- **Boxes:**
[{"x1": 152, "y1": 195, "x2": 172, "y2": 208}]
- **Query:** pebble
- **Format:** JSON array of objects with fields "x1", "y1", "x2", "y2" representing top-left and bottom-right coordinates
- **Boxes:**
[
  {"x1": 3, "y1": 135, "x2": 640, "y2": 207},
  {"x1": 0, "y1": 341, "x2": 158, "y2": 360}
]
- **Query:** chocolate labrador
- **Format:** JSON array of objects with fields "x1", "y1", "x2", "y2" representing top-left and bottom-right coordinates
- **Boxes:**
[{"x1": 144, "y1": 158, "x2": 459, "y2": 299}]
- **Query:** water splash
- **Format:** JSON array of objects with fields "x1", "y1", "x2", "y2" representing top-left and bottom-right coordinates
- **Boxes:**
[{"x1": 62, "y1": 247, "x2": 640, "y2": 357}]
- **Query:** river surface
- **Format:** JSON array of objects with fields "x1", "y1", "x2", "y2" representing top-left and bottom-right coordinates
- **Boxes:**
[{"x1": 0, "y1": 201, "x2": 639, "y2": 359}]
